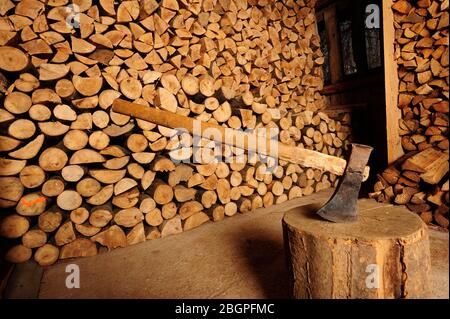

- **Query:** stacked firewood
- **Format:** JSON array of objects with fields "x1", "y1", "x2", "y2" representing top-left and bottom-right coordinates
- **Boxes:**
[
  {"x1": 370, "y1": 148, "x2": 448, "y2": 228},
  {"x1": 0, "y1": 0, "x2": 351, "y2": 266},
  {"x1": 370, "y1": 0, "x2": 449, "y2": 228}
]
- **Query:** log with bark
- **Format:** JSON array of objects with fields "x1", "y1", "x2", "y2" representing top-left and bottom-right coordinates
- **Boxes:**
[{"x1": 283, "y1": 199, "x2": 432, "y2": 298}]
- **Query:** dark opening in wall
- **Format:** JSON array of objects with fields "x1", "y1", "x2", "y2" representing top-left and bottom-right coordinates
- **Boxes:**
[
  {"x1": 338, "y1": 18, "x2": 358, "y2": 75},
  {"x1": 318, "y1": 21, "x2": 331, "y2": 84},
  {"x1": 317, "y1": 0, "x2": 383, "y2": 80},
  {"x1": 315, "y1": 0, "x2": 387, "y2": 190}
]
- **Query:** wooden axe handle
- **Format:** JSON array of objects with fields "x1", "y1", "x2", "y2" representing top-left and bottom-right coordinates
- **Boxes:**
[{"x1": 113, "y1": 99, "x2": 364, "y2": 177}]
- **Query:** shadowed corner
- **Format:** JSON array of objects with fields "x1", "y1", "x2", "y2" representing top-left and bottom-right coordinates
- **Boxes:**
[
  {"x1": 235, "y1": 228, "x2": 291, "y2": 299},
  {"x1": 231, "y1": 200, "x2": 331, "y2": 299},
  {"x1": 298, "y1": 203, "x2": 327, "y2": 221}
]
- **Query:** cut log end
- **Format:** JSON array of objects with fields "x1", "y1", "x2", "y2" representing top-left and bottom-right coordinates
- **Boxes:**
[{"x1": 283, "y1": 199, "x2": 431, "y2": 299}]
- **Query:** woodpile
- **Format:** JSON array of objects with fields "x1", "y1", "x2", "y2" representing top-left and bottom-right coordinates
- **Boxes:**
[
  {"x1": 370, "y1": 0, "x2": 449, "y2": 229},
  {"x1": 370, "y1": 148, "x2": 448, "y2": 228},
  {"x1": 0, "y1": 0, "x2": 352, "y2": 266}
]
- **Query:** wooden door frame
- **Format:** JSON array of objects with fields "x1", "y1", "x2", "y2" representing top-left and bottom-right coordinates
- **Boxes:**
[
  {"x1": 382, "y1": 0, "x2": 404, "y2": 164},
  {"x1": 316, "y1": 0, "x2": 404, "y2": 165}
]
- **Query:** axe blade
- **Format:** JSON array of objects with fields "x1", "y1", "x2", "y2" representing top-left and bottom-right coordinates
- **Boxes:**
[{"x1": 317, "y1": 143, "x2": 373, "y2": 223}]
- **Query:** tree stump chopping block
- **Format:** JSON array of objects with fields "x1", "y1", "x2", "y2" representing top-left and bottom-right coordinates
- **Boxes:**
[{"x1": 282, "y1": 199, "x2": 431, "y2": 299}]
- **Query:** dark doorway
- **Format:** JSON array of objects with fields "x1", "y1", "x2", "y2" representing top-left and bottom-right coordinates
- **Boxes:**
[{"x1": 316, "y1": 0, "x2": 387, "y2": 189}]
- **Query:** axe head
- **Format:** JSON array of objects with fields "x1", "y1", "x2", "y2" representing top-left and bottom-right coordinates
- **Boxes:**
[{"x1": 317, "y1": 143, "x2": 373, "y2": 223}]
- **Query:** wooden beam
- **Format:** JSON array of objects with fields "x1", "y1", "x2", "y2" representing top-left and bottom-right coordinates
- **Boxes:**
[
  {"x1": 321, "y1": 73, "x2": 383, "y2": 95},
  {"x1": 324, "y1": 5, "x2": 343, "y2": 83},
  {"x1": 322, "y1": 103, "x2": 368, "y2": 119},
  {"x1": 112, "y1": 99, "x2": 352, "y2": 176},
  {"x1": 382, "y1": 0, "x2": 404, "y2": 164},
  {"x1": 293, "y1": 103, "x2": 367, "y2": 119}
]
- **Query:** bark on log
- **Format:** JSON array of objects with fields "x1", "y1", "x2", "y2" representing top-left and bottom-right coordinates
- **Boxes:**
[{"x1": 283, "y1": 199, "x2": 431, "y2": 299}]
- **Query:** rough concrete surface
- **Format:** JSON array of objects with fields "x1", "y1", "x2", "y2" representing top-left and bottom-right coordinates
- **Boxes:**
[
  {"x1": 3, "y1": 261, "x2": 42, "y2": 299},
  {"x1": 5, "y1": 190, "x2": 449, "y2": 299},
  {"x1": 428, "y1": 226, "x2": 449, "y2": 299}
]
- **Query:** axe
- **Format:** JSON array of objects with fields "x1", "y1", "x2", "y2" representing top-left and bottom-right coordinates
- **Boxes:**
[{"x1": 112, "y1": 99, "x2": 373, "y2": 223}]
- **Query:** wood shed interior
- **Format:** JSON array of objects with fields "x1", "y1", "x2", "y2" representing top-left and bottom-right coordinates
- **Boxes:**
[{"x1": 0, "y1": 0, "x2": 448, "y2": 299}]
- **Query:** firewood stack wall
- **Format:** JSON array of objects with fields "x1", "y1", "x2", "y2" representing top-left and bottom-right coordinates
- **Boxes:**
[
  {"x1": 370, "y1": 0, "x2": 449, "y2": 229},
  {"x1": 0, "y1": 0, "x2": 353, "y2": 266}
]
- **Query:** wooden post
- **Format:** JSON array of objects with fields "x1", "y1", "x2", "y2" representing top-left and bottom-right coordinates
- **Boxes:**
[{"x1": 382, "y1": 0, "x2": 404, "y2": 164}]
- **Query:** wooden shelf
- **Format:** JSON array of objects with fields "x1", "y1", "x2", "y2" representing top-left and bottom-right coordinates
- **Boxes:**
[{"x1": 321, "y1": 73, "x2": 384, "y2": 95}]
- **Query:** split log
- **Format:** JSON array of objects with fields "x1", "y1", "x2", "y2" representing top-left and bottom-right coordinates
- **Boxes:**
[
  {"x1": 75, "y1": 223, "x2": 101, "y2": 237},
  {"x1": 224, "y1": 202, "x2": 238, "y2": 217},
  {"x1": 5, "y1": 245, "x2": 32, "y2": 263},
  {"x1": 9, "y1": 134, "x2": 44, "y2": 160},
  {"x1": 57, "y1": 190, "x2": 82, "y2": 211},
  {"x1": 22, "y1": 229, "x2": 47, "y2": 248},
  {"x1": 70, "y1": 207, "x2": 89, "y2": 225},
  {"x1": 160, "y1": 216, "x2": 183, "y2": 238},
  {"x1": 42, "y1": 177, "x2": 65, "y2": 197},
  {"x1": 0, "y1": 159, "x2": 26, "y2": 176},
  {"x1": 76, "y1": 178, "x2": 101, "y2": 197},
  {"x1": 161, "y1": 202, "x2": 177, "y2": 219},
  {"x1": 34, "y1": 244, "x2": 59, "y2": 266},
  {"x1": 0, "y1": 46, "x2": 29, "y2": 72},
  {"x1": 8, "y1": 119, "x2": 36, "y2": 140},
  {"x1": 174, "y1": 185, "x2": 196, "y2": 202},
  {"x1": 114, "y1": 208, "x2": 144, "y2": 228},
  {"x1": 89, "y1": 205, "x2": 113, "y2": 227},
  {"x1": 38, "y1": 208, "x2": 63, "y2": 233},
  {"x1": 91, "y1": 225, "x2": 127, "y2": 251},
  {"x1": 140, "y1": 196, "x2": 156, "y2": 214},
  {"x1": 55, "y1": 221, "x2": 76, "y2": 246},
  {"x1": 148, "y1": 180, "x2": 173, "y2": 205},
  {"x1": 60, "y1": 238, "x2": 98, "y2": 259},
  {"x1": 183, "y1": 212, "x2": 209, "y2": 231},
  {"x1": 146, "y1": 226, "x2": 161, "y2": 240},
  {"x1": 179, "y1": 201, "x2": 203, "y2": 220},
  {"x1": 89, "y1": 169, "x2": 126, "y2": 184},
  {"x1": 145, "y1": 208, "x2": 163, "y2": 227},
  {"x1": 114, "y1": 178, "x2": 138, "y2": 195},
  {"x1": 112, "y1": 187, "x2": 140, "y2": 208},
  {"x1": 127, "y1": 222, "x2": 146, "y2": 246},
  {"x1": 0, "y1": 136, "x2": 21, "y2": 152},
  {"x1": 0, "y1": 214, "x2": 29, "y2": 239},
  {"x1": 39, "y1": 147, "x2": 68, "y2": 172},
  {"x1": 16, "y1": 192, "x2": 47, "y2": 216}
]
